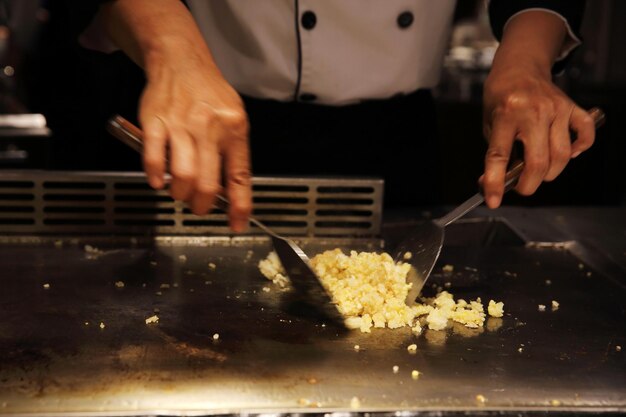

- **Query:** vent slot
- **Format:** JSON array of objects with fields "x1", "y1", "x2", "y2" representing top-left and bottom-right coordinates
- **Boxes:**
[
  {"x1": 0, "y1": 206, "x2": 34, "y2": 213},
  {"x1": 316, "y1": 221, "x2": 372, "y2": 229},
  {"x1": 0, "y1": 193, "x2": 34, "y2": 201},
  {"x1": 43, "y1": 181, "x2": 105, "y2": 190},
  {"x1": 316, "y1": 209, "x2": 372, "y2": 217},
  {"x1": 115, "y1": 207, "x2": 175, "y2": 215},
  {"x1": 115, "y1": 219, "x2": 175, "y2": 226},
  {"x1": 183, "y1": 219, "x2": 229, "y2": 227},
  {"x1": 0, "y1": 181, "x2": 34, "y2": 189},
  {"x1": 253, "y1": 184, "x2": 309, "y2": 193},
  {"x1": 44, "y1": 194, "x2": 105, "y2": 202},
  {"x1": 43, "y1": 219, "x2": 105, "y2": 226},
  {"x1": 44, "y1": 206, "x2": 105, "y2": 214},
  {"x1": 115, "y1": 195, "x2": 173, "y2": 203},
  {"x1": 317, "y1": 198, "x2": 374, "y2": 205},
  {"x1": 254, "y1": 197, "x2": 308, "y2": 204},
  {"x1": 0, "y1": 218, "x2": 34, "y2": 225},
  {"x1": 318, "y1": 186, "x2": 374, "y2": 194}
]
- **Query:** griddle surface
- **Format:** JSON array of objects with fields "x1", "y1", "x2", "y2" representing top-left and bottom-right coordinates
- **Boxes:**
[{"x1": 0, "y1": 223, "x2": 624, "y2": 415}]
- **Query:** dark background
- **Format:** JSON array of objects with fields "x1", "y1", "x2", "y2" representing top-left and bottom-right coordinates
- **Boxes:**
[{"x1": 1, "y1": 0, "x2": 625, "y2": 207}]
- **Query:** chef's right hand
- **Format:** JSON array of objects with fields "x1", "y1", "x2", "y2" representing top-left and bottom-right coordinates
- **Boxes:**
[{"x1": 139, "y1": 49, "x2": 252, "y2": 232}]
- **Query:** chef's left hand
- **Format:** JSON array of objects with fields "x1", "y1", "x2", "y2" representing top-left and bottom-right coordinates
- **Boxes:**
[{"x1": 480, "y1": 10, "x2": 596, "y2": 209}]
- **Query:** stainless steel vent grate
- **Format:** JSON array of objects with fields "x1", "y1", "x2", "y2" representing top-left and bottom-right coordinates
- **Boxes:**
[{"x1": 0, "y1": 170, "x2": 383, "y2": 236}]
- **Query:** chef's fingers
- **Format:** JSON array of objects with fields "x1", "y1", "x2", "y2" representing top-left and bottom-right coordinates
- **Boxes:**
[
  {"x1": 570, "y1": 106, "x2": 596, "y2": 158},
  {"x1": 544, "y1": 104, "x2": 573, "y2": 182},
  {"x1": 187, "y1": 105, "x2": 221, "y2": 215},
  {"x1": 515, "y1": 110, "x2": 551, "y2": 196},
  {"x1": 483, "y1": 113, "x2": 516, "y2": 208},
  {"x1": 221, "y1": 110, "x2": 252, "y2": 232},
  {"x1": 168, "y1": 124, "x2": 197, "y2": 202},
  {"x1": 139, "y1": 115, "x2": 167, "y2": 189}
]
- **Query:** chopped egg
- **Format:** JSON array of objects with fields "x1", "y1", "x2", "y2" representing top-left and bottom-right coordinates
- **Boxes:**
[
  {"x1": 411, "y1": 370, "x2": 421, "y2": 380},
  {"x1": 551, "y1": 399, "x2": 562, "y2": 407},
  {"x1": 99, "y1": 322, "x2": 105, "y2": 329},
  {"x1": 616, "y1": 346, "x2": 622, "y2": 352},
  {"x1": 488, "y1": 300, "x2": 504, "y2": 317},
  {"x1": 407, "y1": 344, "x2": 417, "y2": 353},
  {"x1": 442, "y1": 264, "x2": 454, "y2": 273},
  {"x1": 208, "y1": 262, "x2": 217, "y2": 270},
  {"x1": 476, "y1": 394, "x2": 487, "y2": 404},
  {"x1": 259, "y1": 250, "x2": 499, "y2": 333},
  {"x1": 538, "y1": 304, "x2": 547, "y2": 312},
  {"x1": 403, "y1": 251, "x2": 412, "y2": 260},
  {"x1": 350, "y1": 396, "x2": 361, "y2": 409},
  {"x1": 353, "y1": 344, "x2": 360, "y2": 351},
  {"x1": 392, "y1": 365, "x2": 399, "y2": 374},
  {"x1": 551, "y1": 300, "x2": 560, "y2": 311},
  {"x1": 43, "y1": 283, "x2": 50, "y2": 289},
  {"x1": 212, "y1": 333, "x2": 220, "y2": 340},
  {"x1": 262, "y1": 286, "x2": 271, "y2": 293},
  {"x1": 160, "y1": 283, "x2": 170, "y2": 289},
  {"x1": 145, "y1": 315, "x2": 159, "y2": 324},
  {"x1": 114, "y1": 281, "x2": 125, "y2": 288}
]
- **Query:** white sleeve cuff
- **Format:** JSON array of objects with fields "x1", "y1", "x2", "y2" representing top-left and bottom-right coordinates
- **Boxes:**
[{"x1": 502, "y1": 8, "x2": 582, "y2": 62}]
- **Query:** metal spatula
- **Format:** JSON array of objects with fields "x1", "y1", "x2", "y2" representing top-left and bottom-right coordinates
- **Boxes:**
[
  {"x1": 395, "y1": 107, "x2": 606, "y2": 304},
  {"x1": 107, "y1": 115, "x2": 345, "y2": 328}
]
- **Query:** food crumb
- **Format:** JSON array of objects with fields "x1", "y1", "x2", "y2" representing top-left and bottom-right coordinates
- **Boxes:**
[
  {"x1": 208, "y1": 262, "x2": 217, "y2": 270},
  {"x1": 149, "y1": 261, "x2": 157, "y2": 266},
  {"x1": 173, "y1": 282, "x2": 179, "y2": 288},
  {"x1": 616, "y1": 346, "x2": 622, "y2": 352},
  {"x1": 403, "y1": 251, "x2": 412, "y2": 260},
  {"x1": 145, "y1": 315, "x2": 159, "y2": 324},
  {"x1": 578, "y1": 263, "x2": 584, "y2": 270},
  {"x1": 411, "y1": 370, "x2": 421, "y2": 380},
  {"x1": 160, "y1": 283, "x2": 170, "y2": 289},
  {"x1": 407, "y1": 344, "x2": 417, "y2": 353},
  {"x1": 442, "y1": 264, "x2": 454, "y2": 273},
  {"x1": 43, "y1": 283, "x2": 50, "y2": 289},
  {"x1": 84, "y1": 322, "x2": 89, "y2": 326},
  {"x1": 212, "y1": 333, "x2": 220, "y2": 340},
  {"x1": 262, "y1": 286, "x2": 271, "y2": 293},
  {"x1": 476, "y1": 394, "x2": 487, "y2": 404},
  {"x1": 178, "y1": 255, "x2": 187, "y2": 262},
  {"x1": 586, "y1": 271, "x2": 592, "y2": 277},
  {"x1": 444, "y1": 282, "x2": 451, "y2": 289},
  {"x1": 551, "y1": 399, "x2": 562, "y2": 407},
  {"x1": 392, "y1": 365, "x2": 399, "y2": 374},
  {"x1": 114, "y1": 281, "x2": 125, "y2": 288},
  {"x1": 353, "y1": 344, "x2": 360, "y2": 351},
  {"x1": 545, "y1": 279, "x2": 552, "y2": 285},
  {"x1": 538, "y1": 304, "x2": 546, "y2": 312},
  {"x1": 350, "y1": 396, "x2": 361, "y2": 408},
  {"x1": 298, "y1": 398, "x2": 311, "y2": 407},
  {"x1": 551, "y1": 300, "x2": 560, "y2": 311},
  {"x1": 99, "y1": 322, "x2": 105, "y2": 329},
  {"x1": 412, "y1": 322, "x2": 422, "y2": 335},
  {"x1": 155, "y1": 291, "x2": 162, "y2": 296},
  {"x1": 518, "y1": 347, "x2": 523, "y2": 353}
]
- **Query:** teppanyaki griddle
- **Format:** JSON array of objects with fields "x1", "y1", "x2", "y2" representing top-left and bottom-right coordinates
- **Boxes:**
[{"x1": 0, "y1": 214, "x2": 624, "y2": 416}]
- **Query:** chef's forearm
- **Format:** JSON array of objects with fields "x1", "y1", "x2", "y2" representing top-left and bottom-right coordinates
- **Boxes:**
[
  {"x1": 490, "y1": 11, "x2": 568, "y2": 78},
  {"x1": 98, "y1": 0, "x2": 219, "y2": 77}
]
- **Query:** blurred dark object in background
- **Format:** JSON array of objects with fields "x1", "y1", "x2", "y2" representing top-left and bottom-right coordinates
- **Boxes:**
[
  {"x1": 0, "y1": 0, "x2": 51, "y2": 168},
  {"x1": 4, "y1": 0, "x2": 626, "y2": 206}
]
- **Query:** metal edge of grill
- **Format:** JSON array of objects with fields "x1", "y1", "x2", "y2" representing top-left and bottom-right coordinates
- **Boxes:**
[{"x1": 0, "y1": 170, "x2": 383, "y2": 237}]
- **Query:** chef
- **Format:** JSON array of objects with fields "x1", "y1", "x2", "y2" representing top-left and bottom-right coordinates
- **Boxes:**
[{"x1": 78, "y1": 0, "x2": 594, "y2": 232}]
